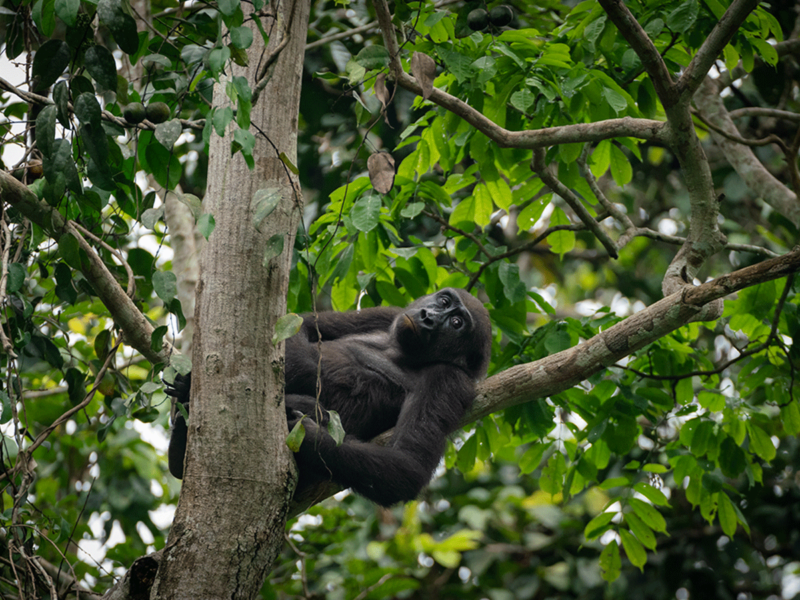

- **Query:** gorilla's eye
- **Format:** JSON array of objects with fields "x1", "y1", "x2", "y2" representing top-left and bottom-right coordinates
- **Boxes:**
[
  {"x1": 451, "y1": 316, "x2": 463, "y2": 329},
  {"x1": 440, "y1": 295, "x2": 451, "y2": 307}
]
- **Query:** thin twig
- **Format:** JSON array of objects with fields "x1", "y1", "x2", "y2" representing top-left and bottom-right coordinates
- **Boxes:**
[
  {"x1": 73, "y1": 223, "x2": 137, "y2": 299},
  {"x1": 728, "y1": 107, "x2": 800, "y2": 123},
  {"x1": 532, "y1": 148, "x2": 618, "y2": 258},
  {"x1": 26, "y1": 339, "x2": 122, "y2": 455}
]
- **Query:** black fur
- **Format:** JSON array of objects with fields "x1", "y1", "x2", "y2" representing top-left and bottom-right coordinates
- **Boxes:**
[{"x1": 166, "y1": 288, "x2": 492, "y2": 507}]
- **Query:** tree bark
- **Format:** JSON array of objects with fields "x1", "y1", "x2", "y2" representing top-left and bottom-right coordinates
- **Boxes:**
[{"x1": 150, "y1": 0, "x2": 310, "y2": 597}]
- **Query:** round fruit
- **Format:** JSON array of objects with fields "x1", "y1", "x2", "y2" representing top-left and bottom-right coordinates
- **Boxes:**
[
  {"x1": 145, "y1": 102, "x2": 170, "y2": 124},
  {"x1": 489, "y1": 5, "x2": 514, "y2": 27},
  {"x1": 123, "y1": 102, "x2": 146, "y2": 125},
  {"x1": 467, "y1": 8, "x2": 489, "y2": 31}
]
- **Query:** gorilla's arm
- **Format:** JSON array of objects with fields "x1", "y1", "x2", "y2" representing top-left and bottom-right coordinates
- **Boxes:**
[
  {"x1": 290, "y1": 364, "x2": 474, "y2": 506},
  {"x1": 298, "y1": 306, "x2": 401, "y2": 341},
  {"x1": 165, "y1": 373, "x2": 191, "y2": 479}
]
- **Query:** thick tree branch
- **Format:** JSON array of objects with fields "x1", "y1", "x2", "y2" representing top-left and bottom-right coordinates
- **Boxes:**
[
  {"x1": 694, "y1": 78, "x2": 800, "y2": 227},
  {"x1": 0, "y1": 171, "x2": 175, "y2": 364},
  {"x1": 597, "y1": 0, "x2": 728, "y2": 295},
  {"x1": 290, "y1": 248, "x2": 800, "y2": 515}
]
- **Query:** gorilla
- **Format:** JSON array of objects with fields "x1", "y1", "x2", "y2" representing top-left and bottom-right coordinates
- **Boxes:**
[{"x1": 167, "y1": 288, "x2": 492, "y2": 507}]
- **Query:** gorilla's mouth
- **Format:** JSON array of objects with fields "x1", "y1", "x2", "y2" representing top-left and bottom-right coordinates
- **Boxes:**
[{"x1": 402, "y1": 313, "x2": 417, "y2": 335}]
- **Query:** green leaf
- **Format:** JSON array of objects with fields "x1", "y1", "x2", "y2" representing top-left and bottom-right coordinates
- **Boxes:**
[
  {"x1": 230, "y1": 26, "x2": 253, "y2": 49},
  {"x1": 263, "y1": 234, "x2": 284, "y2": 265},
  {"x1": 450, "y1": 183, "x2": 492, "y2": 228},
  {"x1": 155, "y1": 119, "x2": 183, "y2": 149},
  {"x1": 629, "y1": 498, "x2": 667, "y2": 533},
  {"x1": 58, "y1": 233, "x2": 81, "y2": 269},
  {"x1": 53, "y1": 81, "x2": 70, "y2": 128},
  {"x1": 208, "y1": 46, "x2": 231, "y2": 77},
  {"x1": 286, "y1": 418, "x2": 306, "y2": 452},
  {"x1": 690, "y1": 420, "x2": 714, "y2": 457},
  {"x1": 252, "y1": 187, "x2": 282, "y2": 230},
  {"x1": 146, "y1": 143, "x2": 181, "y2": 189},
  {"x1": 723, "y1": 44, "x2": 739, "y2": 73},
  {"x1": 457, "y1": 434, "x2": 477, "y2": 473},
  {"x1": 279, "y1": 152, "x2": 299, "y2": 175},
  {"x1": 510, "y1": 89, "x2": 535, "y2": 113},
  {"x1": 666, "y1": 0, "x2": 698, "y2": 33},
  {"x1": 65, "y1": 368, "x2": 86, "y2": 405},
  {"x1": 632, "y1": 482, "x2": 670, "y2": 507},
  {"x1": 213, "y1": 106, "x2": 234, "y2": 136},
  {"x1": 517, "y1": 197, "x2": 547, "y2": 230},
  {"x1": 151, "y1": 325, "x2": 169, "y2": 353},
  {"x1": 197, "y1": 213, "x2": 215, "y2": 240},
  {"x1": 32, "y1": 40, "x2": 70, "y2": 91},
  {"x1": 54, "y1": 0, "x2": 78, "y2": 26},
  {"x1": 547, "y1": 207, "x2": 575, "y2": 256},
  {"x1": 619, "y1": 529, "x2": 647, "y2": 570},
  {"x1": 584, "y1": 511, "x2": 615, "y2": 540},
  {"x1": 153, "y1": 271, "x2": 177, "y2": 304},
  {"x1": 625, "y1": 512, "x2": 656, "y2": 550},
  {"x1": 746, "y1": 421, "x2": 776, "y2": 462},
  {"x1": 273, "y1": 313, "x2": 303, "y2": 345},
  {"x1": 35, "y1": 105, "x2": 57, "y2": 158},
  {"x1": 717, "y1": 492, "x2": 738, "y2": 537},
  {"x1": 438, "y1": 47, "x2": 474, "y2": 83},
  {"x1": 141, "y1": 207, "x2": 164, "y2": 230},
  {"x1": 75, "y1": 92, "x2": 101, "y2": 126},
  {"x1": 327, "y1": 410, "x2": 345, "y2": 446},
  {"x1": 718, "y1": 436, "x2": 747, "y2": 478},
  {"x1": 6, "y1": 263, "x2": 26, "y2": 294},
  {"x1": 603, "y1": 87, "x2": 627, "y2": 114},
  {"x1": 97, "y1": 0, "x2": 139, "y2": 54},
  {"x1": 232, "y1": 128, "x2": 255, "y2": 160},
  {"x1": 94, "y1": 329, "x2": 111, "y2": 361},
  {"x1": 171, "y1": 354, "x2": 193, "y2": 375},
  {"x1": 609, "y1": 144, "x2": 632, "y2": 186},
  {"x1": 599, "y1": 476, "x2": 630, "y2": 490},
  {"x1": 84, "y1": 45, "x2": 118, "y2": 91},
  {"x1": 519, "y1": 442, "x2": 546, "y2": 474},
  {"x1": 599, "y1": 540, "x2": 621, "y2": 582},
  {"x1": 351, "y1": 193, "x2": 381, "y2": 232},
  {"x1": 498, "y1": 262, "x2": 526, "y2": 304},
  {"x1": 781, "y1": 401, "x2": 800, "y2": 436},
  {"x1": 32, "y1": 0, "x2": 56, "y2": 38},
  {"x1": 354, "y1": 45, "x2": 390, "y2": 70},
  {"x1": 637, "y1": 79, "x2": 657, "y2": 119}
]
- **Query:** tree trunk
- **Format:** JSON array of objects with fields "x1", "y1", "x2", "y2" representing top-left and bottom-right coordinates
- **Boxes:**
[{"x1": 151, "y1": 1, "x2": 310, "y2": 597}]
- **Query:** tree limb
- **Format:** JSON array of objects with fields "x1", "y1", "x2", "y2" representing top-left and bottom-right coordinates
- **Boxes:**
[
  {"x1": 0, "y1": 171, "x2": 175, "y2": 364},
  {"x1": 370, "y1": 0, "x2": 668, "y2": 149},
  {"x1": 694, "y1": 78, "x2": 800, "y2": 227}
]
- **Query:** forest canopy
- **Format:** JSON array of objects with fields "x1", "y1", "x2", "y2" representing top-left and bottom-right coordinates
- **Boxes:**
[{"x1": 0, "y1": 0, "x2": 800, "y2": 597}]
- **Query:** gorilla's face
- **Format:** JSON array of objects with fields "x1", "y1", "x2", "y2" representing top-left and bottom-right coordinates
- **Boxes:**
[{"x1": 393, "y1": 288, "x2": 491, "y2": 379}]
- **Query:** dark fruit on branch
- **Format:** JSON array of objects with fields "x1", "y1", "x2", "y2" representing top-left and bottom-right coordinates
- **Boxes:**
[
  {"x1": 489, "y1": 5, "x2": 513, "y2": 27},
  {"x1": 123, "y1": 102, "x2": 146, "y2": 125},
  {"x1": 145, "y1": 102, "x2": 170, "y2": 124},
  {"x1": 467, "y1": 8, "x2": 489, "y2": 31}
]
